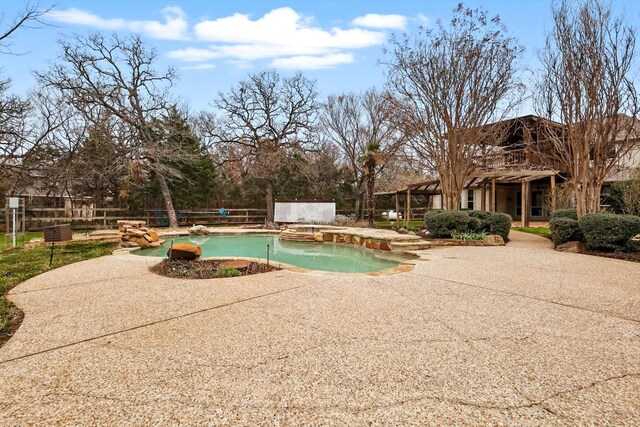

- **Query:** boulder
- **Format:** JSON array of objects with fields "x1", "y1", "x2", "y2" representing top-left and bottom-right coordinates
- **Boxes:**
[
  {"x1": 148, "y1": 229, "x2": 159, "y2": 242},
  {"x1": 132, "y1": 236, "x2": 151, "y2": 248},
  {"x1": 149, "y1": 241, "x2": 162, "y2": 248},
  {"x1": 483, "y1": 235, "x2": 505, "y2": 246},
  {"x1": 168, "y1": 243, "x2": 202, "y2": 260},
  {"x1": 556, "y1": 241, "x2": 586, "y2": 253},
  {"x1": 219, "y1": 260, "x2": 251, "y2": 269},
  {"x1": 313, "y1": 232, "x2": 324, "y2": 242},
  {"x1": 323, "y1": 233, "x2": 334, "y2": 242},
  {"x1": 188, "y1": 225, "x2": 210, "y2": 235},
  {"x1": 352, "y1": 235, "x2": 362, "y2": 246}
]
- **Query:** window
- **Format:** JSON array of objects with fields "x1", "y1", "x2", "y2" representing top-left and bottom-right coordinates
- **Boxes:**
[
  {"x1": 467, "y1": 189, "x2": 474, "y2": 210},
  {"x1": 531, "y1": 190, "x2": 543, "y2": 217}
]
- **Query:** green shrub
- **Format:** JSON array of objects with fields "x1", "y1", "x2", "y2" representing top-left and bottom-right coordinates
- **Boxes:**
[
  {"x1": 579, "y1": 213, "x2": 640, "y2": 251},
  {"x1": 549, "y1": 217, "x2": 583, "y2": 246},
  {"x1": 215, "y1": 267, "x2": 241, "y2": 278},
  {"x1": 551, "y1": 209, "x2": 578, "y2": 220},
  {"x1": 468, "y1": 211, "x2": 493, "y2": 222},
  {"x1": 423, "y1": 210, "x2": 470, "y2": 238},
  {"x1": 467, "y1": 216, "x2": 483, "y2": 232},
  {"x1": 485, "y1": 213, "x2": 512, "y2": 242},
  {"x1": 451, "y1": 230, "x2": 488, "y2": 241}
]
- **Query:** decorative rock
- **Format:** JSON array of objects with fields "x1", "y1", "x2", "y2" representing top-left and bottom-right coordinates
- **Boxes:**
[
  {"x1": 149, "y1": 241, "x2": 162, "y2": 248},
  {"x1": 188, "y1": 225, "x2": 210, "y2": 235},
  {"x1": 168, "y1": 243, "x2": 202, "y2": 260},
  {"x1": 219, "y1": 260, "x2": 251, "y2": 269},
  {"x1": 380, "y1": 241, "x2": 391, "y2": 251},
  {"x1": 143, "y1": 234, "x2": 153, "y2": 242},
  {"x1": 556, "y1": 241, "x2": 586, "y2": 253},
  {"x1": 483, "y1": 235, "x2": 505, "y2": 246},
  {"x1": 132, "y1": 236, "x2": 151, "y2": 248},
  {"x1": 120, "y1": 241, "x2": 139, "y2": 248},
  {"x1": 313, "y1": 232, "x2": 323, "y2": 242},
  {"x1": 352, "y1": 236, "x2": 362, "y2": 246},
  {"x1": 148, "y1": 229, "x2": 159, "y2": 242},
  {"x1": 323, "y1": 233, "x2": 334, "y2": 242}
]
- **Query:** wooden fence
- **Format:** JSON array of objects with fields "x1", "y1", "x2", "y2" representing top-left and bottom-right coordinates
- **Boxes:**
[{"x1": 1, "y1": 207, "x2": 268, "y2": 231}]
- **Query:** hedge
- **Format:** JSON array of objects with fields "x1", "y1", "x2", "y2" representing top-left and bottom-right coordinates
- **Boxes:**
[
  {"x1": 424, "y1": 210, "x2": 470, "y2": 238},
  {"x1": 423, "y1": 210, "x2": 512, "y2": 241},
  {"x1": 485, "y1": 213, "x2": 513, "y2": 242},
  {"x1": 578, "y1": 213, "x2": 640, "y2": 251},
  {"x1": 551, "y1": 209, "x2": 578, "y2": 220},
  {"x1": 549, "y1": 217, "x2": 583, "y2": 246}
]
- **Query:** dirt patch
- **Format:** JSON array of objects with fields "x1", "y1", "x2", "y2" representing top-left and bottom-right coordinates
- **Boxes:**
[
  {"x1": 0, "y1": 307, "x2": 24, "y2": 348},
  {"x1": 150, "y1": 259, "x2": 280, "y2": 279}
]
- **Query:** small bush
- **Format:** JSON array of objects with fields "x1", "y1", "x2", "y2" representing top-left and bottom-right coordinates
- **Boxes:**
[
  {"x1": 467, "y1": 216, "x2": 483, "y2": 232},
  {"x1": 485, "y1": 213, "x2": 512, "y2": 242},
  {"x1": 551, "y1": 209, "x2": 578, "y2": 220},
  {"x1": 424, "y1": 210, "x2": 470, "y2": 238},
  {"x1": 549, "y1": 217, "x2": 583, "y2": 246},
  {"x1": 451, "y1": 230, "x2": 488, "y2": 241},
  {"x1": 468, "y1": 211, "x2": 493, "y2": 222},
  {"x1": 215, "y1": 267, "x2": 241, "y2": 278},
  {"x1": 579, "y1": 213, "x2": 640, "y2": 251}
]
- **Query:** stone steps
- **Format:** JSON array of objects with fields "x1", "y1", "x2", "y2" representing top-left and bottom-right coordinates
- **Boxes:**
[{"x1": 389, "y1": 241, "x2": 432, "y2": 252}]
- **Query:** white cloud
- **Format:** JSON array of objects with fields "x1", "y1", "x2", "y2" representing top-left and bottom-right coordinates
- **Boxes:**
[
  {"x1": 352, "y1": 13, "x2": 407, "y2": 30},
  {"x1": 49, "y1": 6, "x2": 394, "y2": 70},
  {"x1": 181, "y1": 63, "x2": 216, "y2": 71},
  {"x1": 47, "y1": 6, "x2": 189, "y2": 40},
  {"x1": 167, "y1": 48, "x2": 221, "y2": 62},
  {"x1": 416, "y1": 13, "x2": 430, "y2": 26},
  {"x1": 269, "y1": 53, "x2": 354, "y2": 70}
]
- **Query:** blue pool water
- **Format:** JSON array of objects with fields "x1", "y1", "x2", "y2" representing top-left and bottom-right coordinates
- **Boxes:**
[{"x1": 134, "y1": 234, "x2": 411, "y2": 273}]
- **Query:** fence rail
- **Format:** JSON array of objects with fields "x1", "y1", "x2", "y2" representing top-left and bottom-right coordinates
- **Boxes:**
[{"x1": 1, "y1": 207, "x2": 268, "y2": 231}]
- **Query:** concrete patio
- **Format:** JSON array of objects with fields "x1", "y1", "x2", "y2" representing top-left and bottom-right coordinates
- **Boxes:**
[{"x1": 1, "y1": 231, "x2": 639, "y2": 425}]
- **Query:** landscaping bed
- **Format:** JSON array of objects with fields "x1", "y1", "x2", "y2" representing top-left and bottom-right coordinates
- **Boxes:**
[
  {"x1": 584, "y1": 250, "x2": 640, "y2": 263},
  {"x1": 151, "y1": 259, "x2": 280, "y2": 279}
]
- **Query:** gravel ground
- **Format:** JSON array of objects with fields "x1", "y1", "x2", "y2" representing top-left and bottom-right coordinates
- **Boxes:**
[{"x1": 0, "y1": 231, "x2": 639, "y2": 425}]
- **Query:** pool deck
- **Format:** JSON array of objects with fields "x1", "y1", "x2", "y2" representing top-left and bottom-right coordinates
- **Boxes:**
[{"x1": 1, "y1": 231, "x2": 639, "y2": 424}]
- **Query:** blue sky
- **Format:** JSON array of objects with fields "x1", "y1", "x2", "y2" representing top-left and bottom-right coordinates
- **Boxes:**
[{"x1": 2, "y1": 0, "x2": 639, "y2": 112}]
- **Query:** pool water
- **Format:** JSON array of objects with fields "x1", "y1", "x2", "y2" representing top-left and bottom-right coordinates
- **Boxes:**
[{"x1": 134, "y1": 235, "x2": 411, "y2": 273}]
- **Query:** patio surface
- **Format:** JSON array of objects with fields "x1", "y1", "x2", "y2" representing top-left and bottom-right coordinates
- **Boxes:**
[{"x1": 1, "y1": 231, "x2": 639, "y2": 424}]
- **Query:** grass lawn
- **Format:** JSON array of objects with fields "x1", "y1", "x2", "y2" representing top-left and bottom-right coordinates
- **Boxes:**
[
  {"x1": 0, "y1": 231, "x2": 43, "y2": 249},
  {"x1": 375, "y1": 220, "x2": 423, "y2": 228},
  {"x1": 0, "y1": 240, "x2": 118, "y2": 343},
  {"x1": 512, "y1": 226, "x2": 551, "y2": 238}
]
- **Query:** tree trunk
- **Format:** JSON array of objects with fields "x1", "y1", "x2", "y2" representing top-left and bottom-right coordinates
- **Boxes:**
[
  {"x1": 366, "y1": 158, "x2": 376, "y2": 227},
  {"x1": 156, "y1": 173, "x2": 178, "y2": 228},
  {"x1": 354, "y1": 191, "x2": 361, "y2": 220},
  {"x1": 440, "y1": 172, "x2": 462, "y2": 211},
  {"x1": 265, "y1": 180, "x2": 274, "y2": 223}
]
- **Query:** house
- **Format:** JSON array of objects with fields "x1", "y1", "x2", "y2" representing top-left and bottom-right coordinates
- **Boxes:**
[{"x1": 378, "y1": 115, "x2": 640, "y2": 226}]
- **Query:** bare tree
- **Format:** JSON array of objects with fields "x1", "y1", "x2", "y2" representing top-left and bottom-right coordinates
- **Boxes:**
[
  {"x1": 534, "y1": 0, "x2": 640, "y2": 217},
  {"x1": 383, "y1": 4, "x2": 524, "y2": 210},
  {"x1": 0, "y1": 2, "x2": 53, "y2": 55},
  {"x1": 209, "y1": 70, "x2": 319, "y2": 222},
  {"x1": 321, "y1": 89, "x2": 404, "y2": 224},
  {"x1": 36, "y1": 33, "x2": 193, "y2": 227}
]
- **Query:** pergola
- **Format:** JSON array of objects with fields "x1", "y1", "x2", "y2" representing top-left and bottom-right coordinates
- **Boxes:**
[{"x1": 375, "y1": 170, "x2": 559, "y2": 227}]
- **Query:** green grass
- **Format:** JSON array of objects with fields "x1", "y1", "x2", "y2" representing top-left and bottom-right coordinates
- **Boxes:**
[
  {"x1": 0, "y1": 231, "x2": 43, "y2": 248},
  {"x1": 0, "y1": 240, "x2": 118, "y2": 341},
  {"x1": 375, "y1": 220, "x2": 423, "y2": 229},
  {"x1": 512, "y1": 226, "x2": 551, "y2": 238}
]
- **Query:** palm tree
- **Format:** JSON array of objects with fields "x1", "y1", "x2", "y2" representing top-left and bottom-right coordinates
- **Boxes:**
[{"x1": 362, "y1": 142, "x2": 381, "y2": 227}]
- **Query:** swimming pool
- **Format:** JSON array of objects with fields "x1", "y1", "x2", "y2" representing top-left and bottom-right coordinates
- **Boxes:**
[{"x1": 134, "y1": 234, "x2": 412, "y2": 273}]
